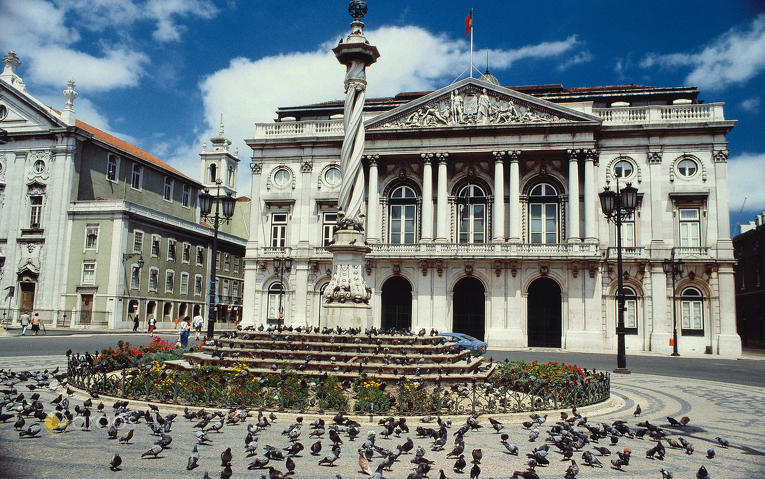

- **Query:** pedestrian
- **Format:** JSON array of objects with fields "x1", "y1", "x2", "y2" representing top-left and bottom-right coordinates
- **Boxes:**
[
  {"x1": 179, "y1": 317, "x2": 191, "y2": 348},
  {"x1": 30, "y1": 313, "x2": 41, "y2": 335},
  {"x1": 147, "y1": 313, "x2": 156, "y2": 334},
  {"x1": 132, "y1": 312, "x2": 139, "y2": 332},
  {"x1": 193, "y1": 312, "x2": 204, "y2": 340},
  {"x1": 19, "y1": 311, "x2": 30, "y2": 336}
]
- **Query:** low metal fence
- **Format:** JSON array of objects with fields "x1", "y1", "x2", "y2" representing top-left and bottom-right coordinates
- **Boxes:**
[{"x1": 67, "y1": 355, "x2": 610, "y2": 415}]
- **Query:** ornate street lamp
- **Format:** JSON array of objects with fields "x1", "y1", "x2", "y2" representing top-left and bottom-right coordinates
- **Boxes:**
[
  {"x1": 273, "y1": 256, "x2": 292, "y2": 327},
  {"x1": 662, "y1": 255, "x2": 684, "y2": 356},
  {"x1": 199, "y1": 180, "x2": 236, "y2": 339},
  {"x1": 599, "y1": 180, "x2": 638, "y2": 373}
]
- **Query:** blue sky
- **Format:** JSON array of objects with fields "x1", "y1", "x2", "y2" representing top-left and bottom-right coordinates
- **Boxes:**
[{"x1": 2, "y1": 0, "x2": 765, "y2": 233}]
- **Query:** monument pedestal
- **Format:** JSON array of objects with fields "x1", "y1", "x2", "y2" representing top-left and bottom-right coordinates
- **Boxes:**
[{"x1": 322, "y1": 227, "x2": 373, "y2": 329}]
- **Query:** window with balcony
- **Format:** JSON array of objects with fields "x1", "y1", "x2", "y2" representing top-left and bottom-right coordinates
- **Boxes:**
[
  {"x1": 680, "y1": 287, "x2": 704, "y2": 334},
  {"x1": 389, "y1": 186, "x2": 417, "y2": 244},
  {"x1": 679, "y1": 208, "x2": 701, "y2": 247},
  {"x1": 620, "y1": 287, "x2": 638, "y2": 334},
  {"x1": 271, "y1": 212, "x2": 288, "y2": 248},
  {"x1": 621, "y1": 214, "x2": 635, "y2": 247},
  {"x1": 267, "y1": 282, "x2": 284, "y2": 323},
  {"x1": 456, "y1": 184, "x2": 486, "y2": 244},
  {"x1": 107, "y1": 155, "x2": 119, "y2": 182},
  {"x1": 85, "y1": 224, "x2": 99, "y2": 250},
  {"x1": 81, "y1": 261, "x2": 96, "y2": 284},
  {"x1": 528, "y1": 183, "x2": 559, "y2": 244},
  {"x1": 323, "y1": 212, "x2": 338, "y2": 246},
  {"x1": 151, "y1": 235, "x2": 161, "y2": 258}
]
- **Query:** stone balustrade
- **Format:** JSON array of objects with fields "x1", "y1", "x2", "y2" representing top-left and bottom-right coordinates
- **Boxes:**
[{"x1": 593, "y1": 103, "x2": 725, "y2": 125}]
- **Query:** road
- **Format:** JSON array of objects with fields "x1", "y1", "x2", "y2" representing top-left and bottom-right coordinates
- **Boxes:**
[{"x1": 1, "y1": 331, "x2": 764, "y2": 386}]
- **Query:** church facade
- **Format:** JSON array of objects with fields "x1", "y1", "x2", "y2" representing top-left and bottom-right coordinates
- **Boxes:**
[{"x1": 242, "y1": 76, "x2": 742, "y2": 357}]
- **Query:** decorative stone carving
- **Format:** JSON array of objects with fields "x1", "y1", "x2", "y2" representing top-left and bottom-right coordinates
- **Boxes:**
[
  {"x1": 509, "y1": 261, "x2": 519, "y2": 277},
  {"x1": 647, "y1": 151, "x2": 662, "y2": 164},
  {"x1": 27, "y1": 150, "x2": 51, "y2": 182},
  {"x1": 374, "y1": 85, "x2": 575, "y2": 129},
  {"x1": 436, "y1": 260, "x2": 443, "y2": 277},
  {"x1": 464, "y1": 264, "x2": 473, "y2": 276},
  {"x1": 713, "y1": 150, "x2": 729, "y2": 163},
  {"x1": 300, "y1": 159, "x2": 313, "y2": 173},
  {"x1": 250, "y1": 162, "x2": 263, "y2": 174},
  {"x1": 323, "y1": 263, "x2": 372, "y2": 303},
  {"x1": 571, "y1": 261, "x2": 580, "y2": 278},
  {"x1": 420, "y1": 260, "x2": 428, "y2": 276},
  {"x1": 493, "y1": 260, "x2": 502, "y2": 277},
  {"x1": 539, "y1": 263, "x2": 549, "y2": 277},
  {"x1": 365, "y1": 260, "x2": 372, "y2": 276},
  {"x1": 392, "y1": 263, "x2": 401, "y2": 275}
]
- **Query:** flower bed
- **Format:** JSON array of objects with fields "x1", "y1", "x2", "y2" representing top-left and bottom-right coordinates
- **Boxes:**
[{"x1": 93, "y1": 337, "x2": 195, "y2": 372}]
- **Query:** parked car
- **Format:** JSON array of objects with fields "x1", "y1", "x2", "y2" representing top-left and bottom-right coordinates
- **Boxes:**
[{"x1": 438, "y1": 332, "x2": 487, "y2": 354}]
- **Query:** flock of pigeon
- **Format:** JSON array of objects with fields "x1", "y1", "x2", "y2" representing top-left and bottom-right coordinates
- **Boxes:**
[{"x1": 0, "y1": 363, "x2": 739, "y2": 478}]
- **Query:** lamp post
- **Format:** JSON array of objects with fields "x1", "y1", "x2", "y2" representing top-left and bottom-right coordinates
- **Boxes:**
[
  {"x1": 199, "y1": 180, "x2": 236, "y2": 339},
  {"x1": 663, "y1": 254, "x2": 684, "y2": 356},
  {"x1": 273, "y1": 256, "x2": 292, "y2": 327},
  {"x1": 599, "y1": 180, "x2": 638, "y2": 374}
]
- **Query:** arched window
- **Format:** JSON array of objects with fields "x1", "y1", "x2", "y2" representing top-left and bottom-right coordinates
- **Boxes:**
[
  {"x1": 267, "y1": 282, "x2": 284, "y2": 324},
  {"x1": 209, "y1": 164, "x2": 217, "y2": 183},
  {"x1": 680, "y1": 287, "x2": 704, "y2": 334},
  {"x1": 621, "y1": 287, "x2": 638, "y2": 333},
  {"x1": 389, "y1": 185, "x2": 417, "y2": 244},
  {"x1": 528, "y1": 183, "x2": 559, "y2": 244},
  {"x1": 457, "y1": 184, "x2": 487, "y2": 243}
]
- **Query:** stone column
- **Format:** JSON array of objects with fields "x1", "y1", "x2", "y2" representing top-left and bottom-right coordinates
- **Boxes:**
[
  {"x1": 493, "y1": 151, "x2": 505, "y2": 242},
  {"x1": 421, "y1": 154, "x2": 434, "y2": 242},
  {"x1": 717, "y1": 264, "x2": 742, "y2": 357},
  {"x1": 647, "y1": 151, "x2": 665, "y2": 249},
  {"x1": 648, "y1": 264, "x2": 671, "y2": 354},
  {"x1": 567, "y1": 149, "x2": 580, "y2": 242},
  {"x1": 508, "y1": 151, "x2": 521, "y2": 242},
  {"x1": 583, "y1": 149, "x2": 596, "y2": 241},
  {"x1": 366, "y1": 155, "x2": 380, "y2": 242},
  {"x1": 436, "y1": 153, "x2": 449, "y2": 242},
  {"x1": 242, "y1": 162, "x2": 263, "y2": 327}
]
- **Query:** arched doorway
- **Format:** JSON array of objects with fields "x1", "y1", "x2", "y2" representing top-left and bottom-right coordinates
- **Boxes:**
[
  {"x1": 178, "y1": 303, "x2": 188, "y2": 320},
  {"x1": 318, "y1": 282, "x2": 329, "y2": 328},
  {"x1": 192, "y1": 304, "x2": 201, "y2": 317},
  {"x1": 163, "y1": 302, "x2": 173, "y2": 322},
  {"x1": 453, "y1": 277, "x2": 485, "y2": 341},
  {"x1": 527, "y1": 278, "x2": 562, "y2": 347},
  {"x1": 381, "y1": 277, "x2": 412, "y2": 331}
]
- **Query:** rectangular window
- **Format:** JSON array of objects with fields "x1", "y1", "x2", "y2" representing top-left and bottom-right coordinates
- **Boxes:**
[
  {"x1": 679, "y1": 208, "x2": 701, "y2": 247},
  {"x1": 182, "y1": 184, "x2": 191, "y2": 208},
  {"x1": 107, "y1": 155, "x2": 118, "y2": 182},
  {"x1": 131, "y1": 164, "x2": 142, "y2": 190},
  {"x1": 163, "y1": 177, "x2": 173, "y2": 202},
  {"x1": 271, "y1": 212, "x2": 287, "y2": 248},
  {"x1": 85, "y1": 224, "x2": 99, "y2": 250},
  {"x1": 182, "y1": 243, "x2": 191, "y2": 263},
  {"x1": 29, "y1": 195, "x2": 43, "y2": 228},
  {"x1": 621, "y1": 215, "x2": 635, "y2": 247},
  {"x1": 194, "y1": 275, "x2": 203, "y2": 296},
  {"x1": 151, "y1": 235, "x2": 161, "y2": 258},
  {"x1": 232, "y1": 281, "x2": 239, "y2": 298},
  {"x1": 81, "y1": 261, "x2": 96, "y2": 284},
  {"x1": 222, "y1": 279, "x2": 230, "y2": 297},
  {"x1": 216, "y1": 252, "x2": 221, "y2": 270},
  {"x1": 323, "y1": 212, "x2": 337, "y2": 246},
  {"x1": 529, "y1": 203, "x2": 558, "y2": 244},
  {"x1": 167, "y1": 239, "x2": 176, "y2": 261},
  {"x1": 196, "y1": 246, "x2": 204, "y2": 266},
  {"x1": 165, "y1": 270, "x2": 175, "y2": 293},
  {"x1": 390, "y1": 205, "x2": 416, "y2": 244},
  {"x1": 130, "y1": 264, "x2": 141, "y2": 289},
  {"x1": 233, "y1": 256, "x2": 240, "y2": 273},
  {"x1": 681, "y1": 300, "x2": 703, "y2": 330},
  {"x1": 148, "y1": 268, "x2": 159, "y2": 292},
  {"x1": 625, "y1": 298, "x2": 637, "y2": 329},
  {"x1": 133, "y1": 230, "x2": 144, "y2": 253},
  {"x1": 224, "y1": 253, "x2": 230, "y2": 271},
  {"x1": 180, "y1": 272, "x2": 189, "y2": 295}
]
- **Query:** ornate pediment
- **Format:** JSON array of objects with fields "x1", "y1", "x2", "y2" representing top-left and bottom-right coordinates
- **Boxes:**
[{"x1": 366, "y1": 78, "x2": 599, "y2": 130}]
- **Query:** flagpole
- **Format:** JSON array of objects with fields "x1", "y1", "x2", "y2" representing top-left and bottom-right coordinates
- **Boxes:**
[{"x1": 469, "y1": 9, "x2": 473, "y2": 78}]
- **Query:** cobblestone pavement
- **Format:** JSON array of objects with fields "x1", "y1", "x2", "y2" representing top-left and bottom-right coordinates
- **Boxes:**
[{"x1": 1, "y1": 356, "x2": 764, "y2": 478}]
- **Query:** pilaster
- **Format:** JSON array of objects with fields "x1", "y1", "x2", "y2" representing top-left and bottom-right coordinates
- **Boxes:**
[
  {"x1": 492, "y1": 151, "x2": 505, "y2": 242},
  {"x1": 420, "y1": 154, "x2": 434, "y2": 242},
  {"x1": 567, "y1": 149, "x2": 580, "y2": 242},
  {"x1": 508, "y1": 151, "x2": 521, "y2": 242}
]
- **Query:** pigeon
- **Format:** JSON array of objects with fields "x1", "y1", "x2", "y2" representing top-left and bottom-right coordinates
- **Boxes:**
[
  {"x1": 220, "y1": 464, "x2": 232, "y2": 479},
  {"x1": 311, "y1": 441, "x2": 322, "y2": 456},
  {"x1": 660, "y1": 468, "x2": 673, "y2": 479},
  {"x1": 582, "y1": 451, "x2": 602, "y2": 468},
  {"x1": 696, "y1": 465, "x2": 710, "y2": 479},
  {"x1": 19, "y1": 423, "x2": 41, "y2": 438},
  {"x1": 715, "y1": 436, "x2": 729, "y2": 448},
  {"x1": 488, "y1": 417, "x2": 503, "y2": 433},
  {"x1": 593, "y1": 446, "x2": 611, "y2": 456},
  {"x1": 118, "y1": 429, "x2": 134, "y2": 444},
  {"x1": 285, "y1": 456, "x2": 296, "y2": 475},
  {"x1": 471, "y1": 448, "x2": 482, "y2": 464},
  {"x1": 141, "y1": 444, "x2": 163, "y2": 458},
  {"x1": 358, "y1": 450, "x2": 370, "y2": 475},
  {"x1": 469, "y1": 463, "x2": 480, "y2": 479},
  {"x1": 221, "y1": 447, "x2": 232, "y2": 466},
  {"x1": 110, "y1": 452, "x2": 122, "y2": 471},
  {"x1": 187, "y1": 445, "x2": 200, "y2": 470},
  {"x1": 707, "y1": 448, "x2": 715, "y2": 459},
  {"x1": 319, "y1": 446, "x2": 340, "y2": 466},
  {"x1": 633, "y1": 404, "x2": 641, "y2": 416},
  {"x1": 453, "y1": 454, "x2": 466, "y2": 473},
  {"x1": 247, "y1": 455, "x2": 270, "y2": 469}
]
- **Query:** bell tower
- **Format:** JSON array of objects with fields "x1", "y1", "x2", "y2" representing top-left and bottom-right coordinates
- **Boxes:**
[{"x1": 200, "y1": 114, "x2": 238, "y2": 196}]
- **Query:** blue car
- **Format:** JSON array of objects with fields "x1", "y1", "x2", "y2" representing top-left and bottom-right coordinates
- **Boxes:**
[{"x1": 439, "y1": 332, "x2": 487, "y2": 354}]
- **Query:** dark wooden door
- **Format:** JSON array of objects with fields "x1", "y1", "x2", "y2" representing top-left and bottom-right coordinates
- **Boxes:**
[
  {"x1": 453, "y1": 277, "x2": 485, "y2": 341},
  {"x1": 527, "y1": 278, "x2": 561, "y2": 347},
  {"x1": 20, "y1": 283, "x2": 35, "y2": 312},
  {"x1": 80, "y1": 294, "x2": 93, "y2": 324},
  {"x1": 381, "y1": 277, "x2": 412, "y2": 331}
]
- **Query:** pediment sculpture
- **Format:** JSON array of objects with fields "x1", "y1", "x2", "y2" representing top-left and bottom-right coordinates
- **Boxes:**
[{"x1": 374, "y1": 85, "x2": 575, "y2": 129}]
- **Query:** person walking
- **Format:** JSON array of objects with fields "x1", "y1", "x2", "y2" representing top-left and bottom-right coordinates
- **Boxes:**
[
  {"x1": 19, "y1": 311, "x2": 30, "y2": 336},
  {"x1": 132, "y1": 312, "x2": 139, "y2": 332},
  {"x1": 30, "y1": 313, "x2": 41, "y2": 335},
  {"x1": 193, "y1": 312, "x2": 204, "y2": 340},
  {"x1": 147, "y1": 313, "x2": 156, "y2": 334},
  {"x1": 179, "y1": 317, "x2": 191, "y2": 348}
]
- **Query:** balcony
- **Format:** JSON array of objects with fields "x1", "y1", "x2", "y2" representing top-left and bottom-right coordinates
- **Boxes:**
[
  {"x1": 673, "y1": 246, "x2": 710, "y2": 258},
  {"x1": 305, "y1": 242, "x2": 600, "y2": 260},
  {"x1": 254, "y1": 120, "x2": 344, "y2": 139},
  {"x1": 593, "y1": 103, "x2": 725, "y2": 125},
  {"x1": 607, "y1": 246, "x2": 646, "y2": 259}
]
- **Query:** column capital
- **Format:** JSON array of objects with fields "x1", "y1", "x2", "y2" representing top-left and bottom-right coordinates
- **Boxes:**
[
  {"x1": 647, "y1": 151, "x2": 662, "y2": 164},
  {"x1": 420, "y1": 152, "x2": 435, "y2": 164},
  {"x1": 436, "y1": 152, "x2": 449, "y2": 164},
  {"x1": 250, "y1": 161, "x2": 263, "y2": 174},
  {"x1": 713, "y1": 149, "x2": 729, "y2": 163},
  {"x1": 363, "y1": 154, "x2": 380, "y2": 166},
  {"x1": 583, "y1": 149, "x2": 598, "y2": 162},
  {"x1": 567, "y1": 149, "x2": 581, "y2": 161},
  {"x1": 492, "y1": 151, "x2": 507, "y2": 161},
  {"x1": 507, "y1": 150, "x2": 521, "y2": 162}
]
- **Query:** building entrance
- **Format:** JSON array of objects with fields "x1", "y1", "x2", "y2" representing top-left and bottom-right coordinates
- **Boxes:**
[
  {"x1": 453, "y1": 277, "x2": 485, "y2": 341},
  {"x1": 527, "y1": 277, "x2": 562, "y2": 347},
  {"x1": 381, "y1": 276, "x2": 412, "y2": 331}
]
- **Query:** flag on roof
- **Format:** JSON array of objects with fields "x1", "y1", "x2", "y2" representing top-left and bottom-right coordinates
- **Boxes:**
[{"x1": 465, "y1": 9, "x2": 473, "y2": 36}]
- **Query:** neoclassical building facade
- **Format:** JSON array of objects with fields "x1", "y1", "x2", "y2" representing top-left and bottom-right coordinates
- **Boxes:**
[{"x1": 242, "y1": 76, "x2": 742, "y2": 357}]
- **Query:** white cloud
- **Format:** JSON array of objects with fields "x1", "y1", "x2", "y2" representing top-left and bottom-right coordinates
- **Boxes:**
[
  {"x1": 558, "y1": 49, "x2": 593, "y2": 71},
  {"x1": 28, "y1": 46, "x2": 147, "y2": 91},
  {"x1": 164, "y1": 26, "x2": 586, "y2": 194},
  {"x1": 740, "y1": 97, "x2": 761, "y2": 112},
  {"x1": 728, "y1": 152, "x2": 765, "y2": 211},
  {"x1": 640, "y1": 14, "x2": 765, "y2": 90}
]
